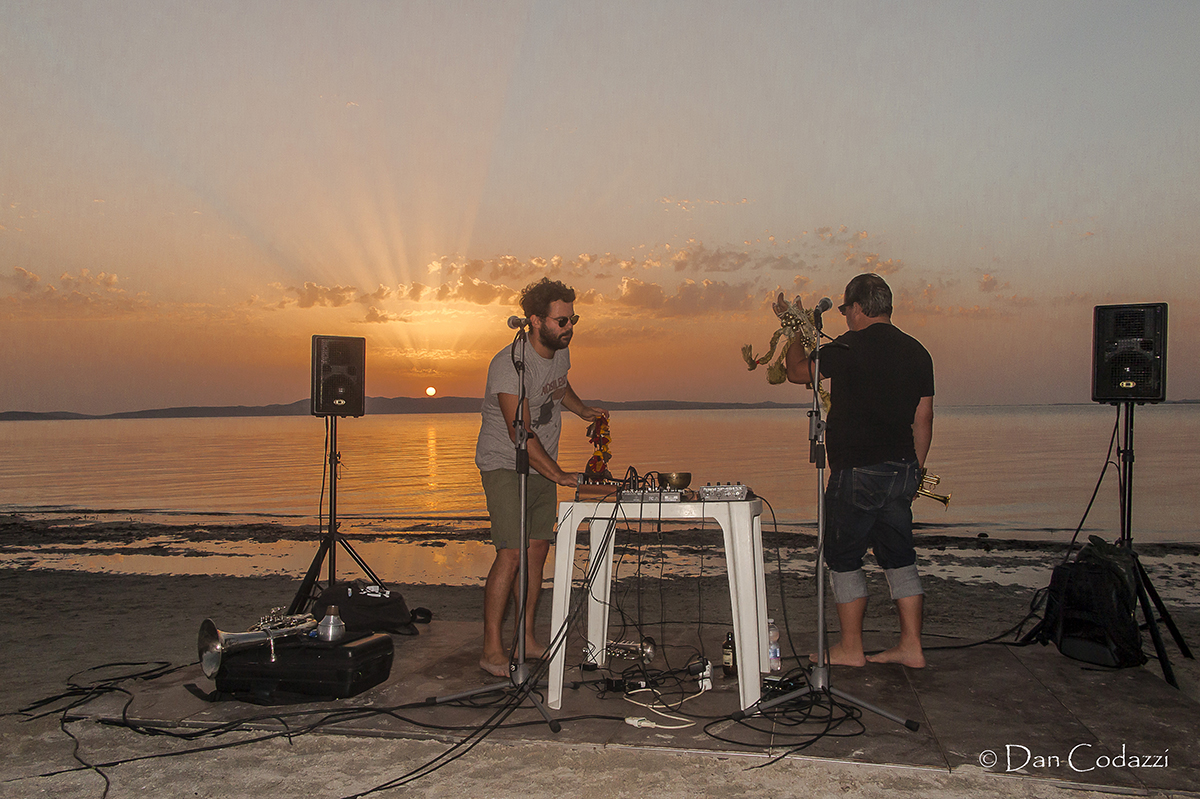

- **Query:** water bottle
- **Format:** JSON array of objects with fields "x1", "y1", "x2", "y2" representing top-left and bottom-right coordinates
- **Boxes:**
[
  {"x1": 767, "y1": 618, "x2": 782, "y2": 673},
  {"x1": 722, "y1": 631, "x2": 737, "y2": 677},
  {"x1": 317, "y1": 604, "x2": 346, "y2": 642}
]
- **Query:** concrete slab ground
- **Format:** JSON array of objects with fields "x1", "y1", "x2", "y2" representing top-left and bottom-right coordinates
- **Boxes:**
[{"x1": 52, "y1": 619, "x2": 1199, "y2": 798}]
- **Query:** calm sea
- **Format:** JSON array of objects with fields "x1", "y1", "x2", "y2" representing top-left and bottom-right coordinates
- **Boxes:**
[{"x1": 2, "y1": 404, "x2": 1197, "y2": 542}]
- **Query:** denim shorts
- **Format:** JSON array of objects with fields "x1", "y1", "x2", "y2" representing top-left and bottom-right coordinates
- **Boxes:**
[{"x1": 824, "y1": 460, "x2": 921, "y2": 573}]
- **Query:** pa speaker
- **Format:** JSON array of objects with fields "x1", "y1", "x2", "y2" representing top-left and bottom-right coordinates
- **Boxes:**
[
  {"x1": 311, "y1": 335, "x2": 366, "y2": 417},
  {"x1": 1092, "y1": 303, "x2": 1167, "y2": 404}
]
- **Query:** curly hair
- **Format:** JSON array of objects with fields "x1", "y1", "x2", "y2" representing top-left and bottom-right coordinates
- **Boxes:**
[
  {"x1": 519, "y1": 277, "x2": 576, "y2": 319},
  {"x1": 843, "y1": 273, "x2": 893, "y2": 318}
]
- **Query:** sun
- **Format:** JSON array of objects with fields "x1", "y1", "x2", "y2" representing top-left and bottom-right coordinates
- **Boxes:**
[{"x1": 425, "y1": 386, "x2": 437, "y2": 396}]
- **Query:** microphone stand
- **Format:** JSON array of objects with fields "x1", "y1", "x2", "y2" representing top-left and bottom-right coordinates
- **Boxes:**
[
  {"x1": 426, "y1": 321, "x2": 560, "y2": 732},
  {"x1": 734, "y1": 304, "x2": 919, "y2": 732}
]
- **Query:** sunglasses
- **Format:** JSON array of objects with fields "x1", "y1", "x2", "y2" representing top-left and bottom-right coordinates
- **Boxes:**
[{"x1": 543, "y1": 314, "x2": 579, "y2": 327}]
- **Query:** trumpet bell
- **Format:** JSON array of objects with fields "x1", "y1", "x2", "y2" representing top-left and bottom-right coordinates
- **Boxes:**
[
  {"x1": 198, "y1": 618, "x2": 222, "y2": 678},
  {"x1": 917, "y1": 487, "x2": 951, "y2": 508}
]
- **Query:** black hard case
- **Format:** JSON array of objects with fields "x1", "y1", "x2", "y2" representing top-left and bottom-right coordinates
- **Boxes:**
[{"x1": 215, "y1": 632, "x2": 394, "y2": 699}]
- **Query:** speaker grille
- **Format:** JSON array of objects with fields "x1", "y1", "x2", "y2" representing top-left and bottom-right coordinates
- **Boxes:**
[{"x1": 1112, "y1": 308, "x2": 1147, "y2": 340}]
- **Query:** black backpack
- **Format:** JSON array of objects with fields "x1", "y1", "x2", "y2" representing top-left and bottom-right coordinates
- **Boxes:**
[
  {"x1": 313, "y1": 580, "x2": 425, "y2": 636},
  {"x1": 1033, "y1": 536, "x2": 1147, "y2": 668}
]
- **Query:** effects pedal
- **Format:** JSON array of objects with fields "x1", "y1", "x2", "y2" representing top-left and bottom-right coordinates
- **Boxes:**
[{"x1": 697, "y1": 482, "x2": 751, "y2": 501}]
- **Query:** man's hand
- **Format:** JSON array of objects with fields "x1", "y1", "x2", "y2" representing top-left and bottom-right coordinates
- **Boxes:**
[
  {"x1": 578, "y1": 405, "x2": 607, "y2": 422},
  {"x1": 553, "y1": 472, "x2": 584, "y2": 488}
]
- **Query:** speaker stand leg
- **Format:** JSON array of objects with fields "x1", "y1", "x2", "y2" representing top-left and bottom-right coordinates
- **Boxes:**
[{"x1": 1133, "y1": 555, "x2": 1193, "y2": 659}]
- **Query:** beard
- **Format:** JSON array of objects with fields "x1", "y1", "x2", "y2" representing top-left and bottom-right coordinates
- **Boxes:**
[{"x1": 537, "y1": 324, "x2": 571, "y2": 351}]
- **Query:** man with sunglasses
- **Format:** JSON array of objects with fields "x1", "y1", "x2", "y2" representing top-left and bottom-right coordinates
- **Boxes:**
[
  {"x1": 785, "y1": 272, "x2": 934, "y2": 669},
  {"x1": 475, "y1": 277, "x2": 607, "y2": 678}
]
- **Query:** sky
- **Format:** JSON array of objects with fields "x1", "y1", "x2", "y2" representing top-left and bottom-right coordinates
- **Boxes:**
[{"x1": 2, "y1": 1, "x2": 1198, "y2": 415}]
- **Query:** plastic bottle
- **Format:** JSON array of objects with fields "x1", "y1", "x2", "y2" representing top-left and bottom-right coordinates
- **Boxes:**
[
  {"x1": 767, "y1": 619, "x2": 782, "y2": 673},
  {"x1": 722, "y1": 632, "x2": 737, "y2": 677},
  {"x1": 317, "y1": 604, "x2": 346, "y2": 642}
]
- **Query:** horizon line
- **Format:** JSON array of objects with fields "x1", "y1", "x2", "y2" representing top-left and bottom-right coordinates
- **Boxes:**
[{"x1": 3, "y1": 396, "x2": 1199, "y2": 422}]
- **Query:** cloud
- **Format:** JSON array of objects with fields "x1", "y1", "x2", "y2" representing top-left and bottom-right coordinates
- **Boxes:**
[
  {"x1": 398, "y1": 277, "x2": 517, "y2": 306},
  {"x1": 1, "y1": 267, "x2": 150, "y2": 318},
  {"x1": 283, "y1": 281, "x2": 358, "y2": 308},
  {"x1": 1, "y1": 266, "x2": 42, "y2": 293},
  {"x1": 857, "y1": 255, "x2": 904, "y2": 275},
  {"x1": 357, "y1": 284, "x2": 394, "y2": 304},
  {"x1": 666, "y1": 279, "x2": 755, "y2": 315},
  {"x1": 58, "y1": 269, "x2": 121, "y2": 292},
  {"x1": 611, "y1": 276, "x2": 754, "y2": 317},
  {"x1": 979, "y1": 273, "x2": 1011, "y2": 293},
  {"x1": 670, "y1": 244, "x2": 753, "y2": 273},
  {"x1": 760, "y1": 253, "x2": 811, "y2": 273},
  {"x1": 433, "y1": 254, "x2": 567, "y2": 284},
  {"x1": 658, "y1": 196, "x2": 752, "y2": 213},
  {"x1": 613, "y1": 277, "x2": 666, "y2": 309},
  {"x1": 362, "y1": 306, "x2": 409, "y2": 323},
  {"x1": 456, "y1": 276, "x2": 517, "y2": 305}
]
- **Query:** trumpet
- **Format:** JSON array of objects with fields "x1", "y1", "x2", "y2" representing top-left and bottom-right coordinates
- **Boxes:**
[
  {"x1": 197, "y1": 613, "x2": 317, "y2": 678},
  {"x1": 917, "y1": 470, "x2": 951, "y2": 508}
]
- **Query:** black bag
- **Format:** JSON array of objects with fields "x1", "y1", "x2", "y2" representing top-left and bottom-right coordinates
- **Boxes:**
[
  {"x1": 313, "y1": 580, "x2": 423, "y2": 636},
  {"x1": 1036, "y1": 536, "x2": 1147, "y2": 668}
]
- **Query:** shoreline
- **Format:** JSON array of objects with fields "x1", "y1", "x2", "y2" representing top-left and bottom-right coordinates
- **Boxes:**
[
  {"x1": 4, "y1": 514, "x2": 1200, "y2": 611},
  {"x1": 6, "y1": 511, "x2": 1200, "y2": 551}
]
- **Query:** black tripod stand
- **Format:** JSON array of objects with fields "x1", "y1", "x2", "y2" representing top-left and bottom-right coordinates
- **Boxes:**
[
  {"x1": 425, "y1": 323, "x2": 560, "y2": 732},
  {"x1": 1114, "y1": 401, "x2": 1193, "y2": 687},
  {"x1": 735, "y1": 307, "x2": 919, "y2": 732},
  {"x1": 288, "y1": 414, "x2": 385, "y2": 615}
]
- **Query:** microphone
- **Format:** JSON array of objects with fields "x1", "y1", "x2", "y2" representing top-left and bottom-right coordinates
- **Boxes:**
[
  {"x1": 813, "y1": 297, "x2": 833, "y2": 331},
  {"x1": 507, "y1": 316, "x2": 528, "y2": 329}
]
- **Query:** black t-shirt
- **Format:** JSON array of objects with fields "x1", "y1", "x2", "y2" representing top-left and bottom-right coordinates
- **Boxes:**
[{"x1": 816, "y1": 323, "x2": 934, "y2": 471}]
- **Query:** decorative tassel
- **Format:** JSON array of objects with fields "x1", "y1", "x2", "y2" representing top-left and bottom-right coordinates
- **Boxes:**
[{"x1": 741, "y1": 292, "x2": 832, "y2": 412}]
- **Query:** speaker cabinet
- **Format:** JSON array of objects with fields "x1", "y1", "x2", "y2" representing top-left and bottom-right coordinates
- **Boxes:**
[
  {"x1": 1092, "y1": 303, "x2": 1167, "y2": 404},
  {"x1": 311, "y1": 335, "x2": 366, "y2": 417}
]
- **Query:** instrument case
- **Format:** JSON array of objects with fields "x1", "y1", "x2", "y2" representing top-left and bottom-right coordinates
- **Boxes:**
[{"x1": 215, "y1": 631, "x2": 394, "y2": 699}]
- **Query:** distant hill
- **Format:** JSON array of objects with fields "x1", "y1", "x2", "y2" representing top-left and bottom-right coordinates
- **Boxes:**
[{"x1": 0, "y1": 397, "x2": 809, "y2": 421}]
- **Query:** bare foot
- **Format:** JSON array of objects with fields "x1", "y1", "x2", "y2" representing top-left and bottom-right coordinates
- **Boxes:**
[
  {"x1": 809, "y1": 642, "x2": 867, "y2": 667},
  {"x1": 867, "y1": 644, "x2": 926, "y2": 668},
  {"x1": 524, "y1": 639, "x2": 547, "y2": 660},
  {"x1": 479, "y1": 657, "x2": 509, "y2": 678}
]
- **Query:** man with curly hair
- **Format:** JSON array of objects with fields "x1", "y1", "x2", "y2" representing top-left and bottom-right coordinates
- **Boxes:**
[{"x1": 475, "y1": 277, "x2": 607, "y2": 677}]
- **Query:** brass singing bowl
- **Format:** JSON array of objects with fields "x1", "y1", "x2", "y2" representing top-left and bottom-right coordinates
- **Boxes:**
[{"x1": 660, "y1": 472, "x2": 692, "y2": 490}]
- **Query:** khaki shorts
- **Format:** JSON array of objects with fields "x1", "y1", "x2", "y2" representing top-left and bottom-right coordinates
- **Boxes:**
[{"x1": 480, "y1": 469, "x2": 559, "y2": 550}]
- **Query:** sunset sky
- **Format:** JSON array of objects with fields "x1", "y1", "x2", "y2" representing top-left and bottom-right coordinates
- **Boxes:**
[{"x1": 3, "y1": 1, "x2": 1198, "y2": 415}]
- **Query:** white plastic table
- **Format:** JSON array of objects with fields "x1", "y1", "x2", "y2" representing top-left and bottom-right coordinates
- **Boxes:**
[{"x1": 546, "y1": 497, "x2": 767, "y2": 711}]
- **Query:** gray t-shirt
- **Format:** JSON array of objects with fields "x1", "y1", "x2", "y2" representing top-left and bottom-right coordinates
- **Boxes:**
[{"x1": 475, "y1": 335, "x2": 571, "y2": 472}]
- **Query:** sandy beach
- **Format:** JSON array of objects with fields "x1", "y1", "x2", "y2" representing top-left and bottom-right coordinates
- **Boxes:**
[{"x1": 2, "y1": 516, "x2": 1198, "y2": 798}]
